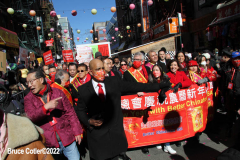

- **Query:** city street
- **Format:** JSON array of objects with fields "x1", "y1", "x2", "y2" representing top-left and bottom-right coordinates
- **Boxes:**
[{"x1": 81, "y1": 111, "x2": 240, "y2": 160}]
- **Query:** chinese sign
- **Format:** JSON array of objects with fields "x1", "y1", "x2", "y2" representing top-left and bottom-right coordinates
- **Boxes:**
[
  {"x1": 0, "y1": 27, "x2": 19, "y2": 48},
  {"x1": 43, "y1": 50, "x2": 53, "y2": 65},
  {"x1": 217, "y1": 1, "x2": 240, "y2": 19},
  {"x1": 62, "y1": 50, "x2": 74, "y2": 62},
  {"x1": 121, "y1": 83, "x2": 214, "y2": 148},
  {"x1": 45, "y1": 38, "x2": 54, "y2": 47}
]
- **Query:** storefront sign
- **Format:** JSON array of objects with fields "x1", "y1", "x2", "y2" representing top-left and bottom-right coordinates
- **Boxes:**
[
  {"x1": 0, "y1": 51, "x2": 6, "y2": 73},
  {"x1": 62, "y1": 50, "x2": 74, "y2": 62},
  {"x1": 43, "y1": 50, "x2": 53, "y2": 65},
  {"x1": 217, "y1": 1, "x2": 240, "y2": 19},
  {"x1": 0, "y1": 27, "x2": 19, "y2": 48},
  {"x1": 45, "y1": 38, "x2": 54, "y2": 47},
  {"x1": 141, "y1": 18, "x2": 179, "y2": 44},
  {"x1": 122, "y1": 83, "x2": 214, "y2": 148}
]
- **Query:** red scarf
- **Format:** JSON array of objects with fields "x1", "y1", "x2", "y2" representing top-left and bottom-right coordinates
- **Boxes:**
[
  {"x1": 39, "y1": 85, "x2": 47, "y2": 95},
  {"x1": 119, "y1": 68, "x2": 125, "y2": 75},
  {"x1": 180, "y1": 61, "x2": 187, "y2": 69},
  {"x1": 79, "y1": 73, "x2": 91, "y2": 84}
]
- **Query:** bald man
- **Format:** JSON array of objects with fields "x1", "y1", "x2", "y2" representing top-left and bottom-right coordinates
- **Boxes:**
[{"x1": 75, "y1": 59, "x2": 171, "y2": 160}]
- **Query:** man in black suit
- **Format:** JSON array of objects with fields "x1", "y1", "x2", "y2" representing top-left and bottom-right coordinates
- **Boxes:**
[
  {"x1": 158, "y1": 48, "x2": 170, "y2": 73},
  {"x1": 76, "y1": 59, "x2": 171, "y2": 160},
  {"x1": 102, "y1": 56, "x2": 122, "y2": 79}
]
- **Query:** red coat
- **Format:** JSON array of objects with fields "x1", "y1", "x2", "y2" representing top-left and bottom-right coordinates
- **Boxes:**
[
  {"x1": 199, "y1": 67, "x2": 217, "y2": 81},
  {"x1": 167, "y1": 71, "x2": 192, "y2": 88},
  {"x1": 24, "y1": 85, "x2": 82, "y2": 148}
]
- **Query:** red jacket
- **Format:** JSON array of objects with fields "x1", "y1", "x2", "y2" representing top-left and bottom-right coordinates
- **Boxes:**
[
  {"x1": 24, "y1": 85, "x2": 82, "y2": 148},
  {"x1": 167, "y1": 71, "x2": 192, "y2": 88},
  {"x1": 199, "y1": 67, "x2": 217, "y2": 81}
]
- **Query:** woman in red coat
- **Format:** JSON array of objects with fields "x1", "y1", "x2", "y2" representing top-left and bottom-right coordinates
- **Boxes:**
[
  {"x1": 166, "y1": 59, "x2": 192, "y2": 92},
  {"x1": 197, "y1": 54, "x2": 217, "y2": 82}
]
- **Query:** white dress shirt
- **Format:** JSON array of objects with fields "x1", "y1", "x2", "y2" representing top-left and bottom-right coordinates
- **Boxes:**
[
  {"x1": 159, "y1": 59, "x2": 166, "y2": 65},
  {"x1": 92, "y1": 79, "x2": 106, "y2": 98},
  {"x1": 70, "y1": 76, "x2": 74, "y2": 83}
]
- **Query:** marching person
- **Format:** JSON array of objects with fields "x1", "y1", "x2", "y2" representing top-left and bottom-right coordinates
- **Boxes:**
[
  {"x1": 51, "y1": 70, "x2": 73, "y2": 106},
  {"x1": 145, "y1": 50, "x2": 159, "y2": 71},
  {"x1": 166, "y1": 59, "x2": 192, "y2": 92},
  {"x1": 24, "y1": 69, "x2": 83, "y2": 160},
  {"x1": 75, "y1": 59, "x2": 171, "y2": 160},
  {"x1": 148, "y1": 65, "x2": 177, "y2": 154},
  {"x1": 68, "y1": 63, "x2": 78, "y2": 83},
  {"x1": 158, "y1": 48, "x2": 170, "y2": 73},
  {"x1": 70, "y1": 63, "x2": 91, "y2": 107},
  {"x1": 119, "y1": 60, "x2": 128, "y2": 77},
  {"x1": 62, "y1": 63, "x2": 68, "y2": 71},
  {"x1": 175, "y1": 52, "x2": 188, "y2": 72},
  {"x1": 186, "y1": 60, "x2": 204, "y2": 84},
  {"x1": 102, "y1": 57, "x2": 122, "y2": 79},
  {"x1": 41, "y1": 65, "x2": 52, "y2": 85}
]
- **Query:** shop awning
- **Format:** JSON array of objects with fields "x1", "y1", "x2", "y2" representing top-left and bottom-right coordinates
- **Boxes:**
[
  {"x1": 118, "y1": 41, "x2": 126, "y2": 51},
  {"x1": 209, "y1": 12, "x2": 240, "y2": 26},
  {"x1": 0, "y1": 27, "x2": 19, "y2": 48}
]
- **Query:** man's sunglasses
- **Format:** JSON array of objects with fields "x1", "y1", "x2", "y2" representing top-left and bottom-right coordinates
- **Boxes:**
[
  {"x1": 121, "y1": 64, "x2": 127, "y2": 66},
  {"x1": 78, "y1": 70, "x2": 85, "y2": 73}
]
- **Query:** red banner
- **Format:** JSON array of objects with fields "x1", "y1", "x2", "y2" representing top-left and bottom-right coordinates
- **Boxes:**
[
  {"x1": 98, "y1": 44, "x2": 110, "y2": 57},
  {"x1": 62, "y1": 50, "x2": 74, "y2": 62},
  {"x1": 45, "y1": 38, "x2": 54, "y2": 47},
  {"x1": 121, "y1": 83, "x2": 214, "y2": 148},
  {"x1": 43, "y1": 50, "x2": 53, "y2": 65}
]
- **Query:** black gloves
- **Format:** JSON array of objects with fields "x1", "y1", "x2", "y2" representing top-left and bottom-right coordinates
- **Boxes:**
[
  {"x1": 158, "y1": 87, "x2": 170, "y2": 104},
  {"x1": 173, "y1": 83, "x2": 182, "y2": 93},
  {"x1": 197, "y1": 77, "x2": 209, "y2": 85},
  {"x1": 159, "y1": 78, "x2": 172, "y2": 89}
]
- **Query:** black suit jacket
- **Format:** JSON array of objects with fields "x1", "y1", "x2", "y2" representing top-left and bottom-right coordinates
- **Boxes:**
[
  {"x1": 158, "y1": 59, "x2": 170, "y2": 73},
  {"x1": 76, "y1": 77, "x2": 163, "y2": 160}
]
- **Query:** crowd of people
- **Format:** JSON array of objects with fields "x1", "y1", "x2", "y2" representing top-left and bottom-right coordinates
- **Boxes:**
[{"x1": 0, "y1": 47, "x2": 240, "y2": 160}]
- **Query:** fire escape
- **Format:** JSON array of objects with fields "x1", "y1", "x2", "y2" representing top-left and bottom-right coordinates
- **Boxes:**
[{"x1": 11, "y1": 0, "x2": 38, "y2": 49}]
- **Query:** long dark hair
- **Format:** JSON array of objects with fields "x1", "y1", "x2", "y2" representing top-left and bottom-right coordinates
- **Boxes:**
[
  {"x1": 167, "y1": 59, "x2": 182, "y2": 73},
  {"x1": 175, "y1": 51, "x2": 186, "y2": 63},
  {"x1": 149, "y1": 65, "x2": 166, "y2": 83},
  {"x1": 197, "y1": 55, "x2": 210, "y2": 68}
]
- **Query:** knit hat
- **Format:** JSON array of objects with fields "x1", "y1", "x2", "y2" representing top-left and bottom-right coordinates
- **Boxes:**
[
  {"x1": 95, "y1": 52, "x2": 102, "y2": 58},
  {"x1": 232, "y1": 51, "x2": 240, "y2": 58},
  {"x1": 188, "y1": 60, "x2": 198, "y2": 67},
  {"x1": 202, "y1": 53, "x2": 211, "y2": 59},
  {"x1": 9, "y1": 63, "x2": 17, "y2": 71}
]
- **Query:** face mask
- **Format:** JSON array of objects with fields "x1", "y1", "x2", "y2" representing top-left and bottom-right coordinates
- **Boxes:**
[
  {"x1": 0, "y1": 93, "x2": 6, "y2": 102},
  {"x1": 153, "y1": 71, "x2": 161, "y2": 78},
  {"x1": 45, "y1": 70, "x2": 49, "y2": 75},
  {"x1": 64, "y1": 81, "x2": 70, "y2": 88},
  {"x1": 93, "y1": 69, "x2": 105, "y2": 82},
  {"x1": 232, "y1": 59, "x2": 240, "y2": 67},
  {"x1": 49, "y1": 72, "x2": 56, "y2": 77},
  {"x1": 133, "y1": 61, "x2": 142, "y2": 69},
  {"x1": 121, "y1": 65, "x2": 128, "y2": 70},
  {"x1": 201, "y1": 61, "x2": 207, "y2": 66}
]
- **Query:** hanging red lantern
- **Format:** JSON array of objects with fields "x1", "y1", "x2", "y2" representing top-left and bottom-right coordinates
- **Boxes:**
[
  {"x1": 90, "y1": 30, "x2": 93, "y2": 33},
  {"x1": 137, "y1": 23, "x2": 141, "y2": 27},
  {"x1": 71, "y1": 10, "x2": 77, "y2": 16},
  {"x1": 36, "y1": 26, "x2": 41, "y2": 30},
  {"x1": 29, "y1": 10, "x2": 36, "y2": 16}
]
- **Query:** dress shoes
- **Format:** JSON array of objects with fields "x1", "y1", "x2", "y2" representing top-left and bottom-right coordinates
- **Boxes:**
[{"x1": 119, "y1": 153, "x2": 131, "y2": 160}]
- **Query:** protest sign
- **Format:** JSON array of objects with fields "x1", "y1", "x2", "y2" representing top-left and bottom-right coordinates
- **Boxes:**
[
  {"x1": 43, "y1": 50, "x2": 53, "y2": 65},
  {"x1": 62, "y1": 50, "x2": 74, "y2": 62}
]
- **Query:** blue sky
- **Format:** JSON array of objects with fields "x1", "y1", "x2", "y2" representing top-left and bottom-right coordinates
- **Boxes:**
[{"x1": 52, "y1": 0, "x2": 116, "y2": 45}]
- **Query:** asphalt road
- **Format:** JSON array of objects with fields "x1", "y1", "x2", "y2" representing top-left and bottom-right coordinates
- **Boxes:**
[{"x1": 81, "y1": 110, "x2": 240, "y2": 160}]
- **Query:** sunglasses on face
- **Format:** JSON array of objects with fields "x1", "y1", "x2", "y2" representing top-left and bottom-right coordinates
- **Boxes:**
[
  {"x1": 121, "y1": 64, "x2": 127, "y2": 66},
  {"x1": 78, "y1": 70, "x2": 85, "y2": 73}
]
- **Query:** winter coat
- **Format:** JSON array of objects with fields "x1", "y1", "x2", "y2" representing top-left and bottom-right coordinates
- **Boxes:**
[
  {"x1": 24, "y1": 86, "x2": 82, "y2": 148},
  {"x1": 2, "y1": 114, "x2": 54, "y2": 160},
  {"x1": 166, "y1": 71, "x2": 192, "y2": 88},
  {"x1": 199, "y1": 66, "x2": 217, "y2": 82}
]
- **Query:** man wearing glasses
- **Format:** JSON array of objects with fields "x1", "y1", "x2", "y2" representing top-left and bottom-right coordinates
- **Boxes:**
[
  {"x1": 122, "y1": 52, "x2": 151, "y2": 154},
  {"x1": 70, "y1": 63, "x2": 92, "y2": 107},
  {"x1": 24, "y1": 69, "x2": 82, "y2": 160}
]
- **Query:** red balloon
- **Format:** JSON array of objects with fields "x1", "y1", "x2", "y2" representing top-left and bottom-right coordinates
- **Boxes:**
[{"x1": 71, "y1": 10, "x2": 77, "y2": 16}]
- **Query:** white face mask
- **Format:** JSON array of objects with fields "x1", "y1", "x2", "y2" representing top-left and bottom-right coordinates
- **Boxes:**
[{"x1": 201, "y1": 61, "x2": 207, "y2": 66}]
